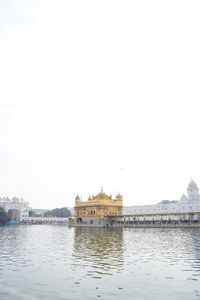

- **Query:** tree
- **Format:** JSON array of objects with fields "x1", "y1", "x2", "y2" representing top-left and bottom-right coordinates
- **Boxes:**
[
  {"x1": 0, "y1": 208, "x2": 11, "y2": 225},
  {"x1": 28, "y1": 210, "x2": 36, "y2": 217},
  {"x1": 44, "y1": 207, "x2": 71, "y2": 218},
  {"x1": 44, "y1": 210, "x2": 52, "y2": 217},
  {"x1": 7, "y1": 210, "x2": 13, "y2": 219}
]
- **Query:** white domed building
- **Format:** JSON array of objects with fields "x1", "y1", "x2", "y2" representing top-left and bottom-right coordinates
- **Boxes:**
[
  {"x1": 123, "y1": 179, "x2": 200, "y2": 215},
  {"x1": 187, "y1": 179, "x2": 200, "y2": 201},
  {"x1": 0, "y1": 197, "x2": 29, "y2": 221}
]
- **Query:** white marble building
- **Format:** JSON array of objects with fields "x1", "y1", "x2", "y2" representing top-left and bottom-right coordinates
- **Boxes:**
[
  {"x1": 123, "y1": 179, "x2": 200, "y2": 215},
  {"x1": 0, "y1": 197, "x2": 29, "y2": 221}
]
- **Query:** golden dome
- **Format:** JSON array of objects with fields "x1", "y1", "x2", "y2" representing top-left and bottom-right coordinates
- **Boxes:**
[{"x1": 93, "y1": 187, "x2": 112, "y2": 200}]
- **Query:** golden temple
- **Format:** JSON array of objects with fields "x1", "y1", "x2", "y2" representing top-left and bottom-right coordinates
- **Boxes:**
[{"x1": 74, "y1": 187, "x2": 123, "y2": 222}]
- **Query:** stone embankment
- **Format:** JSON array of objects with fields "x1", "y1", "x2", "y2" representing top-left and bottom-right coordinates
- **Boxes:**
[{"x1": 69, "y1": 220, "x2": 200, "y2": 228}]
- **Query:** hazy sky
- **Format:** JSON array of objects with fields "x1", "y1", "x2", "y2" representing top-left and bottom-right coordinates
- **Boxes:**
[{"x1": 1, "y1": 0, "x2": 200, "y2": 209}]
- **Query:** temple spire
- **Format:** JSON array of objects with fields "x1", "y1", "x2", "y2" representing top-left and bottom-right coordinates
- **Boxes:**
[{"x1": 101, "y1": 186, "x2": 103, "y2": 193}]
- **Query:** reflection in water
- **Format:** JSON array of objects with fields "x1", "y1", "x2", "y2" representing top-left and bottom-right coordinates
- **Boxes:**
[
  {"x1": 180, "y1": 229, "x2": 200, "y2": 277},
  {"x1": 0, "y1": 226, "x2": 28, "y2": 269},
  {"x1": 72, "y1": 228, "x2": 124, "y2": 278},
  {"x1": 0, "y1": 226, "x2": 200, "y2": 299}
]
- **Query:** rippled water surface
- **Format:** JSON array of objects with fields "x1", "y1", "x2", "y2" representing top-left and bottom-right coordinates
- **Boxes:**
[{"x1": 0, "y1": 226, "x2": 200, "y2": 299}]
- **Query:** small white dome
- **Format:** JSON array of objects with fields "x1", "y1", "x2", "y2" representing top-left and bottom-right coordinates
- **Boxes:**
[
  {"x1": 188, "y1": 179, "x2": 198, "y2": 189},
  {"x1": 179, "y1": 194, "x2": 188, "y2": 203}
]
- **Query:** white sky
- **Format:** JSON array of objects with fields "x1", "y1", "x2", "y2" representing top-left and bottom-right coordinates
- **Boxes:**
[{"x1": 0, "y1": 0, "x2": 200, "y2": 209}]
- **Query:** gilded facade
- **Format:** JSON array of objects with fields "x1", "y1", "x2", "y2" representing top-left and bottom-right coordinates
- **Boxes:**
[{"x1": 74, "y1": 188, "x2": 123, "y2": 220}]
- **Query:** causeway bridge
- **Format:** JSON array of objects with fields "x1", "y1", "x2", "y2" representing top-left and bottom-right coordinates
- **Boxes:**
[
  {"x1": 108, "y1": 211, "x2": 200, "y2": 227},
  {"x1": 70, "y1": 211, "x2": 200, "y2": 227},
  {"x1": 22, "y1": 217, "x2": 68, "y2": 224},
  {"x1": 23, "y1": 212, "x2": 200, "y2": 227}
]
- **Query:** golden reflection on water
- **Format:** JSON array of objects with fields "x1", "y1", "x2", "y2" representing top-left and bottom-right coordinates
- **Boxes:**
[
  {"x1": 72, "y1": 228, "x2": 124, "y2": 278},
  {"x1": 1, "y1": 226, "x2": 200, "y2": 299}
]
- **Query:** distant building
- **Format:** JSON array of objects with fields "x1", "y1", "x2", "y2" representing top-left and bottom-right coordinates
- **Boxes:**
[
  {"x1": 0, "y1": 197, "x2": 29, "y2": 221},
  {"x1": 123, "y1": 179, "x2": 200, "y2": 215},
  {"x1": 74, "y1": 187, "x2": 123, "y2": 226}
]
